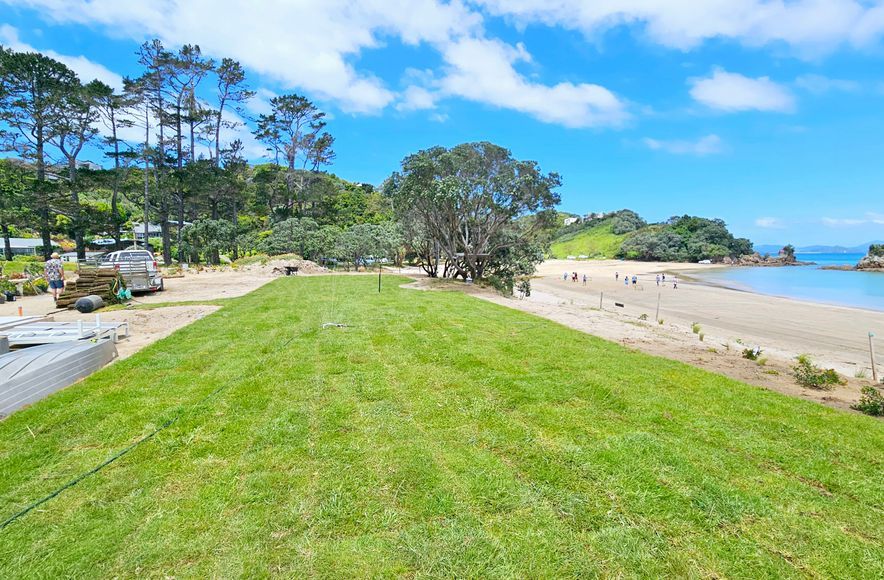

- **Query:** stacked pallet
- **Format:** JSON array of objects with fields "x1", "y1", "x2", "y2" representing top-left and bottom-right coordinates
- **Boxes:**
[{"x1": 55, "y1": 268, "x2": 122, "y2": 309}]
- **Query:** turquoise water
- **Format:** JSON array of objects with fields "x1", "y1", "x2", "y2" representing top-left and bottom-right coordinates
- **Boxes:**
[{"x1": 692, "y1": 253, "x2": 884, "y2": 311}]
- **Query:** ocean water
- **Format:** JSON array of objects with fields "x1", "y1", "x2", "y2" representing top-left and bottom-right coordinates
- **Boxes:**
[{"x1": 692, "y1": 253, "x2": 884, "y2": 311}]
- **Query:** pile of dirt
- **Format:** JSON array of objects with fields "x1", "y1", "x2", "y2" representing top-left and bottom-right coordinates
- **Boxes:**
[{"x1": 240, "y1": 259, "x2": 329, "y2": 277}]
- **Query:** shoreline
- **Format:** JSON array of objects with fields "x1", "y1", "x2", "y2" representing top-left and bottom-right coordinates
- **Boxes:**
[{"x1": 678, "y1": 266, "x2": 884, "y2": 314}]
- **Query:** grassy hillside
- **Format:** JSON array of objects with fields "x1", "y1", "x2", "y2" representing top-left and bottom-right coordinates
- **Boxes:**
[
  {"x1": 0, "y1": 276, "x2": 882, "y2": 577},
  {"x1": 549, "y1": 219, "x2": 628, "y2": 259}
]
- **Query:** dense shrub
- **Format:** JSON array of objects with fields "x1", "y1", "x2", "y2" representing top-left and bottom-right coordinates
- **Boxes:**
[
  {"x1": 851, "y1": 386, "x2": 884, "y2": 416},
  {"x1": 793, "y1": 355, "x2": 845, "y2": 390},
  {"x1": 869, "y1": 244, "x2": 884, "y2": 257},
  {"x1": 617, "y1": 215, "x2": 751, "y2": 262},
  {"x1": 610, "y1": 210, "x2": 647, "y2": 235}
]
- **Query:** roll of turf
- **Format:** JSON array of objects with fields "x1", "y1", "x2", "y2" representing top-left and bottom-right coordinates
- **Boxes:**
[{"x1": 74, "y1": 295, "x2": 105, "y2": 314}]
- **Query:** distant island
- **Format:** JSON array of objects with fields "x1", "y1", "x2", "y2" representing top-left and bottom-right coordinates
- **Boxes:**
[
  {"x1": 820, "y1": 244, "x2": 884, "y2": 272},
  {"x1": 754, "y1": 240, "x2": 884, "y2": 255}
]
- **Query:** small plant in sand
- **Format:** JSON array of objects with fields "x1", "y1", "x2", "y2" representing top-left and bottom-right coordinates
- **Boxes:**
[
  {"x1": 852, "y1": 386, "x2": 884, "y2": 416},
  {"x1": 698, "y1": 332, "x2": 705, "y2": 342},
  {"x1": 792, "y1": 355, "x2": 845, "y2": 390},
  {"x1": 854, "y1": 368, "x2": 868, "y2": 379},
  {"x1": 658, "y1": 319, "x2": 664, "y2": 325},
  {"x1": 756, "y1": 357, "x2": 768, "y2": 366},
  {"x1": 639, "y1": 313, "x2": 649, "y2": 321},
  {"x1": 691, "y1": 322, "x2": 701, "y2": 334},
  {"x1": 742, "y1": 347, "x2": 762, "y2": 361}
]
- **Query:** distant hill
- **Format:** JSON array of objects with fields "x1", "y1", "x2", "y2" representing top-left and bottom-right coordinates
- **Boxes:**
[
  {"x1": 754, "y1": 241, "x2": 884, "y2": 255},
  {"x1": 549, "y1": 217, "x2": 628, "y2": 259},
  {"x1": 549, "y1": 210, "x2": 752, "y2": 262}
]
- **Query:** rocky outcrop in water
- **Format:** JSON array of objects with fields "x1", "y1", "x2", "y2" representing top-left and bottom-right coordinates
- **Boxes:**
[
  {"x1": 856, "y1": 254, "x2": 884, "y2": 271},
  {"x1": 723, "y1": 253, "x2": 814, "y2": 267}
]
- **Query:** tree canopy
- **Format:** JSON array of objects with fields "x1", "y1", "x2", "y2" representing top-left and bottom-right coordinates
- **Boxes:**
[{"x1": 386, "y1": 141, "x2": 560, "y2": 285}]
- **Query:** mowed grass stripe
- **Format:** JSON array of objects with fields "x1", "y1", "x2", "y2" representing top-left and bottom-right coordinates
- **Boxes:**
[{"x1": 0, "y1": 275, "x2": 881, "y2": 577}]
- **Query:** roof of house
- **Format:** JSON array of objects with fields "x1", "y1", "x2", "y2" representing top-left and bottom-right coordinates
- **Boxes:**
[{"x1": 8, "y1": 238, "x2": 61, "y2": 248}]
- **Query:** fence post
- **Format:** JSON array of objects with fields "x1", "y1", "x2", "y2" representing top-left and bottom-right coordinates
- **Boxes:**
[
  {"x1": 655, "y1": 292, "x2": 661, "y2": 321},
  {"x1": 599, "y1": 292, "x2": 603, "y2": 310},
  {"x1": 870, "y1": 332, "x2": 878, "y2": 383}
]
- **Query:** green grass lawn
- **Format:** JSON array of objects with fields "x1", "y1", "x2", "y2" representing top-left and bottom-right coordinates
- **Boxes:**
[
  {"x1": 550, "y1": 220, "x2": 628, "y2": 259},
  {"x1": 0, "y1": 260, "x2": 78, "y2": 276},
  {"x1": 0, "y1": 276, "x2": 881, "y2": 577}
]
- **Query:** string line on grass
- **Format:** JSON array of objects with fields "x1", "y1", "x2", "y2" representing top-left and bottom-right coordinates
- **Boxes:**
[{"x1": 0, "y1": 331, "x2": 301, "y2": 532}]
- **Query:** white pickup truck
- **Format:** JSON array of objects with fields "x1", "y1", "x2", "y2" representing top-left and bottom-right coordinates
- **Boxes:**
[{"x1": 99, "y1": 250, "x2": 164, "y2": 293}]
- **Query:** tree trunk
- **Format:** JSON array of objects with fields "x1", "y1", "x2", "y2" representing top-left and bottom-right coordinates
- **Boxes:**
[
  {"x1": 176, "y1": 101, "x2": 186, "y2": 264},
  {"x1": 35, "y1": 137, "x2": 53, "y2": 260},
  {"x1": 69, "y1": 161, "x2": 86, "y2": 260},
  {"x1": 231, "y1": 195, "x2": 239, "y2": 261},
  {"x1": 143, "y1": 99, "x2": 151, "y2": 253},
  {"x1": 2, "y1": 223, "x2": 12, "y2": 262},
  {"x1": 111, "y1": 112, "x2": 122, "y2": 251}
]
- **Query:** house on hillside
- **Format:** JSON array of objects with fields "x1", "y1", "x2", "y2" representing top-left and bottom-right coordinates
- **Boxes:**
[
  {"x1": 5, "y1": 238, "x2": 61, "y2": 257},
  {"x1": 563, "y1": 217, "x2": 581, "y2": 226},
  {"x1": 131, "y1": 222, "x2": 191, "y2": 243}
]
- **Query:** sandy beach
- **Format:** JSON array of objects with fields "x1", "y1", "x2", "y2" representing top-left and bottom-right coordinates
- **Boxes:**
[{"x1": 472, "y1": 259, "x2": 883, "y2": 411}]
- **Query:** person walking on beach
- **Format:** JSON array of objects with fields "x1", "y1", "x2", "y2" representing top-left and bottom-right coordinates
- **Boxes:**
[
  {"x1": 624, "y1": 276, "x2": 629, "y2": 287},
  {"x1": 662, "y1": 273, "x2": 666, "y2": 284},
  {"x1": 656, "y1": 274, "x2": 660, "y2": 286},
  {"x1": 615, "y1": 271, "x2": 619, "y2": 281},
  {"x1": 582, "y1": 274, "x2": 587, "y2": 286},
  {"x1": 44, "y1": 252, "x2": 65, "y2": 301},
  {"x1": 673, "y1": 276, "x2": 678, "y2": 290},
  {"x1": 563, "y1": 272, "x2": 568, "y2": 281},
  {"x1": 632, "y1": 275, "x2": 637, "y2": 289}
]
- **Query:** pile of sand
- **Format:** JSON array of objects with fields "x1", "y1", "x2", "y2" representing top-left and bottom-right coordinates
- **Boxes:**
[{"x1": 239, "y1": 259, "x2": 329, "y2": 277}]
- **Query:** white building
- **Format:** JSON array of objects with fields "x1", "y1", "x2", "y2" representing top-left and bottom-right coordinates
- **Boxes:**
[
  {"x1": 563, "y1": 217, "x2": 581, "y2": 226},
  {"x1": 4, "y1": 238, "x2": 61, "y2": 257},
  {"x1": 132, "y1": 222, "x2": 191, "y2": 242}
]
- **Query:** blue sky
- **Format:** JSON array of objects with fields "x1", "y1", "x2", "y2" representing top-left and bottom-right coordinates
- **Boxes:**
[{"x1": 1, "y1": 0, "x2": 883, "y2": 247}]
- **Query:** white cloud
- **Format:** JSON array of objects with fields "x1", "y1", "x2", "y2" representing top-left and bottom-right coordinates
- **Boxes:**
[
  {"x1": 396, "y1": 86, "x2": 438, "y2": 112},
  {"x1": 243, "y1": 88, "x2": 278, "y2": 117},
  {"x1": 6, "y1": 0, "x2": 630, "y2": 128},
  {"x1": 4, "y1": 0, "x2": 482, "y2": 114},
  {"x1": 438, "y1": 37, "x2": 628, "y2": 128},
  {"x1": 0, "y1": 24, "x2": 123, "y2": 89},
  {"x1": 794, "y1": 73, "x2": 860, "y2": 93},
  {"x1": 755, "y1": 217, "x2": 785, "y2": 228},
  {"x1": 642, "y1": 134, "x2": 723, "y2": 155},
  {"x1": 690, "y1": 68, "x2": 795, "y2": 112},
  {"x1": 474, "y1": 0, "x2": 884, "y2": 53},
  {"x1": 821, "y1": 213, "x2": 884, "y2": 227}
]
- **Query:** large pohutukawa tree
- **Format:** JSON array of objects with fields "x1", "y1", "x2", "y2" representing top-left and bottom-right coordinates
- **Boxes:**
[{"x1": 386, "y1": 141, "x2": 561, "y2": 283}]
